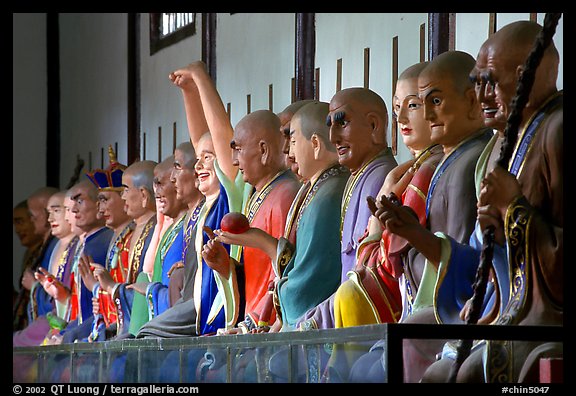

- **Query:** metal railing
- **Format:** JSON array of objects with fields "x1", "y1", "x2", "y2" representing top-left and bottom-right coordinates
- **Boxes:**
[{"x1": 13, "y1": 323, "x2": 563, "y2": 383}]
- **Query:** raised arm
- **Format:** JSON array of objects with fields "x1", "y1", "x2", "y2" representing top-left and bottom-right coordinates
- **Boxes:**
[
  {"x1": 169, "y1": 68, "x2": 209, "y2": 150},
  {"x1": 170, "y1": 61, "x2": 237, "y2": 183}
]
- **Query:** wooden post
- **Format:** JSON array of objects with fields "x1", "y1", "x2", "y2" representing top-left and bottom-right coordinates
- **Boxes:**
[
  {"x1": 336, "y1": 58, "x2": 342, "y2": 92},
  {"x1": 489, "y1": 13, "x2": 497, "y2": 36},
  {"x1": 295, "y1": 13, "x2": 315, "y2": 100},
  {"x1": 364, "y1": 48, "x2": 370, "y2": 89},
  {"x1": 269, "y1": 84, "x2": 274, "y2": 111},
  {"x1": 315, "y1": 67, "x2": 320, "y2": 100},
  {"x1": 173, "y1": 122, "x2": 177, "y2": 153},
  {"x1": 420, "y1": 23, "x2": 426, "y2": 62},
  {"x1": 428, "y1": 13, "x2": 451, "y2": 60},
  {"x1": 158, "y1": 126, "x2": 162, "y2": 162}
]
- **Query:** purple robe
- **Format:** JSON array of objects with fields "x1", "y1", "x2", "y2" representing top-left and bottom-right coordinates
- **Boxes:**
[{"x1": 297, "y1": 148, "x2": 397, "y2": 329}]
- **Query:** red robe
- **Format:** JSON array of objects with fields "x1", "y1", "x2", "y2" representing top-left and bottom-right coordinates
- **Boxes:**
[{"x1": 98, "y1": 229, "x2": 133, "y2": 327}]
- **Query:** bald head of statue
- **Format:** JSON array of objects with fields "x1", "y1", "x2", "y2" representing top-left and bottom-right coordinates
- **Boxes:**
[
  {"x1": 470, "y1": 20, "x2": 559, "y2": 132},
  {"x1": 418, "y1": 50, "x2": 484, "y2": 152},
  {"x1": 277, "y1": 100, "x2": 316, "y2": 178},
  {"x1": 289, "y1": 101, "x2": 339, "y2": 182},
  {"x1": 122, "y1": 160, "x2": 157, "y2": 220},
  {"x1": 327, "y1": 87, "x2": 389, "y2": 174},
  {"x1": 278, "y1": 100, "x2": 317, "y2": 140},
  {"x1": 231, "y1": 109, "x2": 287, "y2": 191}
]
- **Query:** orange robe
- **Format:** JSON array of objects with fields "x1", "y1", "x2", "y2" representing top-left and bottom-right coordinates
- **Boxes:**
[{"x1": 240, "y1": 170, "x2": 300, "y2": 330}]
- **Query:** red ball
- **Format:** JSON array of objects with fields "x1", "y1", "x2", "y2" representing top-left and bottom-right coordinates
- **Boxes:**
[{"x1": 220, "y1": 212, "x2": 250, "y2": 234}]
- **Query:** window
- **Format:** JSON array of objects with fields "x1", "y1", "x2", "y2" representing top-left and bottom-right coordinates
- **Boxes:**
[{"x1": 150, "y1": 13, "x2": 196, "y2": 55}]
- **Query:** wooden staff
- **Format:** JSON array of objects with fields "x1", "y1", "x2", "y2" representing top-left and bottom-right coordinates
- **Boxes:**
[{"x1": 448, "y1": 13, "x2": 562, "y2": 383}]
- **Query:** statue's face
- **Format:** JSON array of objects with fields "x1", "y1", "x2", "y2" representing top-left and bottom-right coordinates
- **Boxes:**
[
  {"x1": 13, "y1": 206, "x2": 41, "y2": 248},
  {"x1": 47, "y1": 194, "x2": 71, "y2": 239},
  {"x1": 288, "y1": 116, "x2": 315, "y2": 181},
  {"x1": 194, "y1": 136, "x2": 219, "y2": 198},
  {"x1": 27, "y1": 195, "x2": 50, "y2": 238},
  {"x1": 121, "y1": 173, "x2": 144, "y2": 219},
  {"x1": 470, "y1": 44, "x2": 518, "y2": 133},
  {"x1": 97, "y1": 191, "x2": 129, "y2": 229},
  {"x1": 69, "y1": 184, "x2": 100, "y2": 232},
  {"x1": 418, "y1": 71, "x2": 478, "y2": 149},
  {"x1": 171, "y1": 147, "x2": 199, "y2": 203},
  {"x1": 153, "y1": 166, "x2": 180, "y2": 218},
  {"x1": 393, "y1": 77, "x2": 431, "y2": 153},
  {"x1": 328, "y1": 94, "x2": 378, "y2": 174}
]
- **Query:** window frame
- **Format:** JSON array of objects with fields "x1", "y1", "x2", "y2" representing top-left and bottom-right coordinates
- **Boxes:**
[{"x1": 149, "y1": 13, "x2": 197, "y2": 55}]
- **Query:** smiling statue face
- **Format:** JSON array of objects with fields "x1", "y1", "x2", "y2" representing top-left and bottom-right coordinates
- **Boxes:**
[{"x1": 194, "y1": 135, "x2": 219, "y2": 199}]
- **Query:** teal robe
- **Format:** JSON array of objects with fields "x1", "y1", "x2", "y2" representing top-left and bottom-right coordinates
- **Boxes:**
[{"x1": 276, "y1": 165, "x2": 350, "y2": 329}]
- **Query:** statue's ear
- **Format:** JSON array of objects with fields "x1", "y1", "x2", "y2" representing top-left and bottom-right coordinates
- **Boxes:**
[
  {"x1": 259, "y1": 140, "x2": 269, "y2": 165},
  {"x1": 367, "y1": 111, "x2": 387, "y2": 145}
]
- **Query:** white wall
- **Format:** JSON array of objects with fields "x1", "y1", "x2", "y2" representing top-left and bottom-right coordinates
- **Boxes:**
[
  {"x1": 139, "y1": 14, "x2": 203, "y2": 162},
  {"x1": 215, "y1": 13, "x2": 295, "y2": 129},
  {"x1": 13, "y1": 13, "x2": 48, "y2": 289},
  {"x1": 316, "y1": 13, "x2": 428, "y2": 165},
  {"x1": 455, "y1": 13, "x2": 563, "y2": 90},
  {"x1": 59, "y1": 13, "x2": 128, "y2": 176}
]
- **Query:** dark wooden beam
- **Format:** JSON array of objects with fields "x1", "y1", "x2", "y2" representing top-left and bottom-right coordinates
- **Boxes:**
[
  {"x1": 127, "y1": 13, "x2": 140, "y2": 164},
  {"x1": 173, "y1": 122, "x2": 177, "y2": 153},
  {"x1": 489, "y1": 13, "x2": 497, "y2": 36},
  {"x1": 158, "y1": 126, "x2": 162, "y2": 162},
  {"x1": 202, "y1": 13, "x2": 217, "y2": 83},
  {"x1": 363, "y1": 47, "x2": 370, "y2": 89},
  {"x1": 268, "y1": 84, "x2": 273, "y2": 111},
  {"x1": 336, "y1": 58, "x2": 342, "y2": 92},
  {"x1": 295, "y1": 13, "x2": 315, "y2": 100},
  {"x1": 315, "y1": 67, "x2": 320, "y2": 100},
  {"x1": 46, "y1": 13, "x2": 60, "y2": 187},
  {"x1": 420, "y1": 23, "x2": 426, "y2": 62},
  {"x1": 428, "y1": 13, "x2": 452, "y2": 60}
]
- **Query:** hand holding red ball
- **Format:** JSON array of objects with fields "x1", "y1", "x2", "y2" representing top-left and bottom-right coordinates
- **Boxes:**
[{"x1": 220, "y1": 212, "x2": 250, "y2": 234}]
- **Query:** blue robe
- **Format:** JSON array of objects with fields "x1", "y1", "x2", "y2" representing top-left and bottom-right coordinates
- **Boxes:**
[
  {"x1": 29, "y1": 236, "x2": 59, "y2": 319},
  {"x1": 59, "y1": 227, "x2": 114, "y2": 343},
  {"x1": 196, "y1": 183, "x2": 233, "y2": 335}
]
